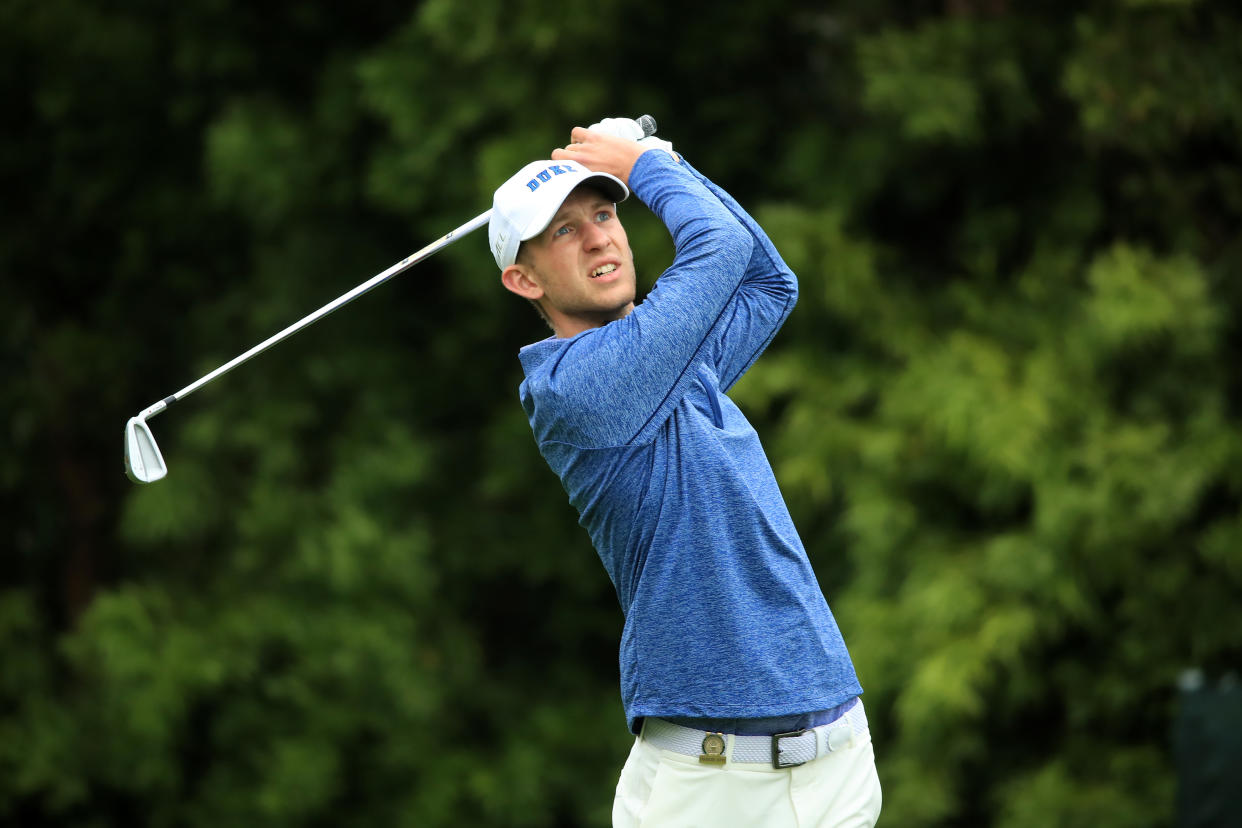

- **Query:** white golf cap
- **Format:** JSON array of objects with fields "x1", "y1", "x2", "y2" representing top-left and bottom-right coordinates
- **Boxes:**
[{"x1": 489, "y1": 159, "x2": 628, "y2": 269}]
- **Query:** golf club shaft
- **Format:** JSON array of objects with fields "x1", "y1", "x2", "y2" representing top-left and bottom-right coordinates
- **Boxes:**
[
  {"x1": 135, "y1": 115, "x2": 659, "y2": 424},
  {"x1": 136, "y1": 209, "x2": 492, "y2": 422}
]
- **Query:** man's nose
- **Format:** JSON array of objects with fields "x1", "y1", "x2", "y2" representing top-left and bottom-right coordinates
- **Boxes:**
[{"x1": 581, "y1": 221, "x2": 610, "y2": 250}]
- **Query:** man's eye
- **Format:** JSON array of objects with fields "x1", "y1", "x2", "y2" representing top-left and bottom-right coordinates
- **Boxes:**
[
  {"x1": 553, "y1": 225, "x2": 570, "y2": 237},
  {"x1": 596, "y1": 211, "x2": 612, "y2": 222}
]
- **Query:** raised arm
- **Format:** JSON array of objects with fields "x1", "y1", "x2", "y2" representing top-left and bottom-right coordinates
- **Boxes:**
[
  {"x1": 524, "y1": 141, "x2": 755, "y2": 448},
  {"x1": 556, "y1": 124, "x2": 798, "y2": 392},
  {"x1": 682, "y1": 161, "x2": 799, "y2": 392},
  {"x1": 556, "y1": 122, "x2": 794, "y2": 384}
]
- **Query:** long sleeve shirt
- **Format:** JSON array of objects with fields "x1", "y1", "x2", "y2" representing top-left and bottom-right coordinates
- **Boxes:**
[{"x1": 516, "y1": 149, "x2": 861, "y2": 733}]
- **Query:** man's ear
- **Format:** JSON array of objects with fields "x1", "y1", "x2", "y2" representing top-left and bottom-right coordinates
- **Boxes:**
[{"x1": 501, "y1": 264, "x2": 544, "y2": 300}]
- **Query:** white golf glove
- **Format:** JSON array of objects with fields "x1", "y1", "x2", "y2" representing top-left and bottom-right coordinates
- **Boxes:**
[
  {"x1": 588, "y1": 117, "x2": 645, "y2": 140},
  {"x1": 588, "y1": 117, "x2": 678, "y2": 160}
]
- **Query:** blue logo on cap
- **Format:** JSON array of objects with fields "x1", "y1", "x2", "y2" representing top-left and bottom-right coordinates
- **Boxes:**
[{"x1": 526, "y1": 164, "x2": 575, "y2": 192}]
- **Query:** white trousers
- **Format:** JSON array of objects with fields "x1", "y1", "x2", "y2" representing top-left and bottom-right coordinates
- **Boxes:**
[{"x1": 612, "y1": 708, "x2": 881, "y2": 827}]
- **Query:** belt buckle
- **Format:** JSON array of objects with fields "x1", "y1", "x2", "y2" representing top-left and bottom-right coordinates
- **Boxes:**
[
  {"x1": 771, "y1": 728, "x2": 809, "y2": 769},
  {"x1": 699, "y1": 732, "x2": 727, "y2": 765}
]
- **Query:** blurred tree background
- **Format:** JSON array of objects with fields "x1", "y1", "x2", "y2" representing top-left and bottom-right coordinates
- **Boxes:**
[{"x1": 4, "y1": 0, "x2": 1240, "y2": 824}]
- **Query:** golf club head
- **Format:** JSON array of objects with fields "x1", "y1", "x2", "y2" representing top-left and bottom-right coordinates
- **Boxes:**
[{"x1": 125, "y1": 416, "x2": 168, "y2": 483}]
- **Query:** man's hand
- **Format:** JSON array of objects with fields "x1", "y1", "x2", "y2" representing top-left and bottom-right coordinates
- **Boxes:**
[{"x1": 551, "y1": 127, "x2": 647, "y2": 187}]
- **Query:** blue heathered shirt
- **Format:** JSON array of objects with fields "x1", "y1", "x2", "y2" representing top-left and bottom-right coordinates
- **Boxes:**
[{"x1": 516, "y1": 149, "x2": 862, "y2": 733}]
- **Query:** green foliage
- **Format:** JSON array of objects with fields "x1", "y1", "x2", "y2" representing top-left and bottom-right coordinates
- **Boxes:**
[
  {"x1": 858, "y1": 17, "x2": 1038, "y2": 144},
  {"x1": 1064, "y1": 8, "x2": 1242, "y2": 154},
  {"x1": 5, "y1": 0, "x2": 1242, "y2": 825}
]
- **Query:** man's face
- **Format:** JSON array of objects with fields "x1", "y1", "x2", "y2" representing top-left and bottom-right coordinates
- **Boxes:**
[{"x1": 518, "y1": 185, "x2": 636, "y2": 336}]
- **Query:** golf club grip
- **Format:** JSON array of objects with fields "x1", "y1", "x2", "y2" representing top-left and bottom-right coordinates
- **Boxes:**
[{"x1": 637, "y1": 114, "x2": 657, "y2": 137}]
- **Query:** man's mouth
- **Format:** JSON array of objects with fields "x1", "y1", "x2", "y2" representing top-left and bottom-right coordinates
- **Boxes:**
[{"x1": 590, "y1": 263, "x2": 618, "y2": 279}]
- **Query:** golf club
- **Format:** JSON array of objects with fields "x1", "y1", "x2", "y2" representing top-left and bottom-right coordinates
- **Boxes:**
[{"x1": 124, "y1": 115, "x2": 658, "y2": 484}]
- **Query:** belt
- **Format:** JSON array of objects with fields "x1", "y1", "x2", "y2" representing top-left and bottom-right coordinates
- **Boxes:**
[{"x1": 641, "y1": 699, "x2": 868, "y2": 769}]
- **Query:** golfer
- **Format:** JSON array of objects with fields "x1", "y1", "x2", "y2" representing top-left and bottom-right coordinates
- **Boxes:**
[{"x1": 490, "y1": 118, "x2": 881, "y2": 826}]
